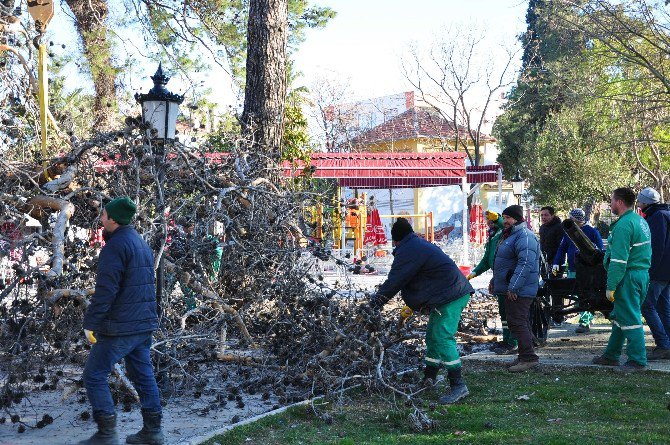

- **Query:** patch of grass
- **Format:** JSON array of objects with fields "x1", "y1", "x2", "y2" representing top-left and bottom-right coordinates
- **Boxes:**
[{"x1": 205, "y1": 368, "x2": 670, "y2": 445}]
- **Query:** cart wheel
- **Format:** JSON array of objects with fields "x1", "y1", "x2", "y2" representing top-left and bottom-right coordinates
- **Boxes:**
[{"x1": 530, "y1": 297, "x2": 550, "y2": 346}]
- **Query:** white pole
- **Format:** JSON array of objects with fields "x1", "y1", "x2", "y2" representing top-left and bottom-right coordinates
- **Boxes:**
[
  {"x1": 340, "y1": 187, "x2": 346, "y2": 253},
  {"x1": 497, "y1": 167, "x2": 503, "y2": 211},
  {"x1": 462, "y1": 175, "x2": 470, "y2": 266}
]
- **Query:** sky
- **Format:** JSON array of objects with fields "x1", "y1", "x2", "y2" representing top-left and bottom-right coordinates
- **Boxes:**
[
  {"x1": 294, "y1": 0, "x2": 529, "y2": 100},
  {"x1": 42, "y1": 0, "x2": 529, "y2": 110}
]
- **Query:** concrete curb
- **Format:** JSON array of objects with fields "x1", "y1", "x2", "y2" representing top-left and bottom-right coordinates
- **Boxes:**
[
  {"x1": 175, "y1": 398, "x2": 313, "y2": 445},
  {"x1": 176, "y1": 367, "x2": 419, "y2": 444}
]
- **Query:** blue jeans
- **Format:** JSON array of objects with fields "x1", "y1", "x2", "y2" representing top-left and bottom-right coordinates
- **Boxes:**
[
  {"x1": 83, "y1": 332, "x2": 162, "y2": 416},
  {"x1": 641, "y1": 280, "x2": 670, "y2": 350}
]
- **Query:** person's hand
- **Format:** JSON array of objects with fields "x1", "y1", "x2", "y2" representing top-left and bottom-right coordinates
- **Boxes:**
[
  {"x1": 606, "y1": 290, "x2": 615, "y2": 302},
  {"x1": 84, "y1": 329, "x2": 97, "y2": 344},
  {"x1": 507, "y1": 291, "x2": 518, "y2": 301},
  {"x1": 369, "y1": 294, "x2": 384, "y2": 310},
  {"x1": 400, "y1": 305, "x2": 413, "y2": 319},
  {"x1": 466, "y1": 273, "x2": 476, "y2": 280},
  {"x1": 551, "y1": 265, "x2": 560, "y2": 276}
]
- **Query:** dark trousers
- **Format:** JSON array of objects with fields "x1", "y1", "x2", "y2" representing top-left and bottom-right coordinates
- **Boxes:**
[
  {"x1": 504, "y1": 297, "x2": 539, "y2": 362},
  {"x1": 83, "y1": 332, "x2": 162, "y2": 416}
]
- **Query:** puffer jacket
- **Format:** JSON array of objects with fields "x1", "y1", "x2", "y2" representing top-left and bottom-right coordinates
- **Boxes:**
[
  {"x1": 493, "y1": 222, "x2": 540, "y2": 298},
  {"x1": 83, "y1": 225, "x2": 159, "y2": 336},
  {"x1": 644, "y1": 203, "x2": 670, "y2": 281},
  {"x1": 375, "y1": 233, "x2": 474, "y2": 311}
]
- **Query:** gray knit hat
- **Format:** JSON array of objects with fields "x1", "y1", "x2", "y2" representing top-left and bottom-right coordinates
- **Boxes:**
[{"x1": 637, "y1": 187, "x2": 661, "y2": 205}]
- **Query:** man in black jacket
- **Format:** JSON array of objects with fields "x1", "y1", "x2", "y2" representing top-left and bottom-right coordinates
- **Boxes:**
[
  {"x1": 80, "y1": 197, "x2": 164, "y2": 445},
  {"x1": 539, "y1": 206, "x2": 563, "y2": 276},
  {"x1": 539, "y1": 206, "x2": 564, "y2": 325},
  {"x1": 369, "y1": 218, "x2": 474, "y2": 404}
]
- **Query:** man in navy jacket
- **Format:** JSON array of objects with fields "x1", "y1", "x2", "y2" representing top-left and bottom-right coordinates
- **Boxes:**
[
  {"x1": 637, "y1": 187, "x2": 670, "y2": 360},
  {"x1": 370, "y1": 218, "x2": 474, "y2": 404},
  {"x1": 80, "y1": 197, "x2": 164, "y2": 445}
]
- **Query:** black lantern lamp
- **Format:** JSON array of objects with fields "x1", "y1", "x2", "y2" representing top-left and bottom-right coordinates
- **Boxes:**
[
  {"x1": 134, "y1": 63, "x2": 184, "y2": 142},
  {"x1": 511, "y1": 169, "x2": 525, "y2": 205}
]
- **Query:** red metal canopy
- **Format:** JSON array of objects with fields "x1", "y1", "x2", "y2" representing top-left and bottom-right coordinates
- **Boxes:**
[{"x1": 284, "y1": 152, "x2": 501, "y2": 189}]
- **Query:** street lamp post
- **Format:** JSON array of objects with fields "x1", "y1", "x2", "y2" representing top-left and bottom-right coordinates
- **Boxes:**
[
  {"x1": 511, "y1": 169, "x2": 525, "y2": 206},
  {"x1": 134, "y1": 64, "x2": 184, "y2": 316},
  {"x1": 135, "y1": 63, "x2": 184, "y2": 142}
]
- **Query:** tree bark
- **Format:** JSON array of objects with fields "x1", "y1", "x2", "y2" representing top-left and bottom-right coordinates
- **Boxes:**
[
  {"x1": 241, "y1": 0, "x2": 288, "y2": 152},
  {"x1": 65, "y1": 0, "x2": 118, "y2": 131}
]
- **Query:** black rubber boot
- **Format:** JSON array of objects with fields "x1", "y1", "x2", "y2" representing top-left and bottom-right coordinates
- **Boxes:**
[
  {"x1": 126, "y1": 410, "x2": 165, "y2": 445},
  {"x1": 438, "y1": 368, "x2": 469, "y2": 405},
  {"x1": 78, "y1": 414, "x2": 119, "y2": 445},
  {"x1": 423, "y1": 364, "x2": 439, "y2": 381}
]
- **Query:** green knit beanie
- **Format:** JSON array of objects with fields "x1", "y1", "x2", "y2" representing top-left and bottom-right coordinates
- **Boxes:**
[{"x1": 105, "y1": 197, "x2": 136, "y2": 225}]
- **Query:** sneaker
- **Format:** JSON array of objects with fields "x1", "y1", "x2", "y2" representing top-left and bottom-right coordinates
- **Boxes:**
[
  {"x1": 508, "y1": 360, "x2": 539, "y2": 372},
  {"x1": 493, "y1": 344, "x2": 518, "y2": 355},
  {"x1": 616, "y1": 361, "x2": 647, "y2": 373},
  {"x1": 592, "y1": 355, "x2": 619, "y2": 366},
  {"x1": 438, "y1": 384, "x2": 469, "y2": 405},
  {"x1": 648, "y1": 348, "x2": 670, "y2": 361},
  {"x1": 575, "y1": 324, "x2": 590, "y2": 334}
]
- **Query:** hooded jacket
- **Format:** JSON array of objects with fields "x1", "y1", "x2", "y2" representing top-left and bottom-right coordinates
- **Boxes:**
[
  {"x1": 83, "y1": 225, "x2": 159, "y2": 336},
  {"x1": 375, "y1": 233, "x2": 474, "y2": 311},
  {"x1": 644, "y1": 203, "x2": 670, "y2": 281}
]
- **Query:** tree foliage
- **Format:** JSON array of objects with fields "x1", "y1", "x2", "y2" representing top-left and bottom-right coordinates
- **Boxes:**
[{"x1": 495, "y1": 0, "x2": 670, "y2": 206}]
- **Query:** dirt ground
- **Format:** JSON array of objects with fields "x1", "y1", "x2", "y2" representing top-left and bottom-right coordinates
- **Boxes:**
[
  {"x1": 464, "y1": 320, "x2": 670, "y2": 373},
  {"x1": 3, "y1": 272, "x2": 668, "y2": 445},
  {"x1": 0, "y1": 371, "x2": 280, "y2": 445}
]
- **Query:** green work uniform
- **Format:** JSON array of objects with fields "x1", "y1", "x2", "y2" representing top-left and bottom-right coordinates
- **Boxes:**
[
  {"x1": 602, "y1": 209, "x2": 652, "y2": 365},
  {"x1": 425, "y1": 294, "x2": 471, "y2": 370},
  {"x1": 471, "y1": 216, "x2": 517, "y2": 347}
]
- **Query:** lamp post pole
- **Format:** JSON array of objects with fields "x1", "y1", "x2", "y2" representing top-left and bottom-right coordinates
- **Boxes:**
[
  {"x1": 27, "y1": 0, "x2": 54, "y2": 179},
  {"x1": 135, "y1": 64, "x2": 184, "y2": 313}
]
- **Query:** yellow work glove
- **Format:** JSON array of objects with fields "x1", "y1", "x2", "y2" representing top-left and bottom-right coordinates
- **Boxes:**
[
  {"x1": 485, "y1": 211, "x2": 500, "y2": 221},
  {"x1": 606, "y1": 290, "x2": 615, "y2": 302},
  {"x1": 466, "y1": 273, "x2": 476, "y2": 280},
  {"x1": 400, "y1": 305, "x2": 413, "y2": 319},
  {"x1": 84, "y1": 329, "x2": 97, "y2": 344}
]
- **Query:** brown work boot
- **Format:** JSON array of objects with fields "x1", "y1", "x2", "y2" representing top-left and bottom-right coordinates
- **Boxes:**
[
  {"x1": 592, "y1": 355, "x2": 619, "y2": 366},
  {"x1": 648, "y1": 348, "x2": 670, "y2": 361},
  {"x1": 505, "y1": 358, "x2": 520, "y2": 368},
  {"x1": 508, "y1": 360, "x2": 539, "y2": 373},
  {"x1": 616, "y1": 361, "x2": 647, "y2": 373}
]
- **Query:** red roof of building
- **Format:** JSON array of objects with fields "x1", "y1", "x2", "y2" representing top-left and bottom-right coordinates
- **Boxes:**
[
  {"x1": 283, "y1": 152, "x2": 502, "y2": 189},
  {"x1": 350, "y1": 107, "x2": 495, "y2": 147}
]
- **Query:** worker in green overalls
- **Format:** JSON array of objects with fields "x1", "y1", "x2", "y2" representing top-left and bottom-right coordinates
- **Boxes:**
[
  {"x1": 593, "y1": 187, "x2": 652, "y2": 372},
  {"x1": 467, "y1": 211, "x2": 518, "y2": 353}
]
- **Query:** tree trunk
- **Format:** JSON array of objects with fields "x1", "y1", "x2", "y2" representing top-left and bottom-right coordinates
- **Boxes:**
[
  {"x1": 65, "y1": 0, "x2": 118, "y2": 131},
  {"x1": 241, "y1": 0, "x2": 288, "y2": 152}
]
